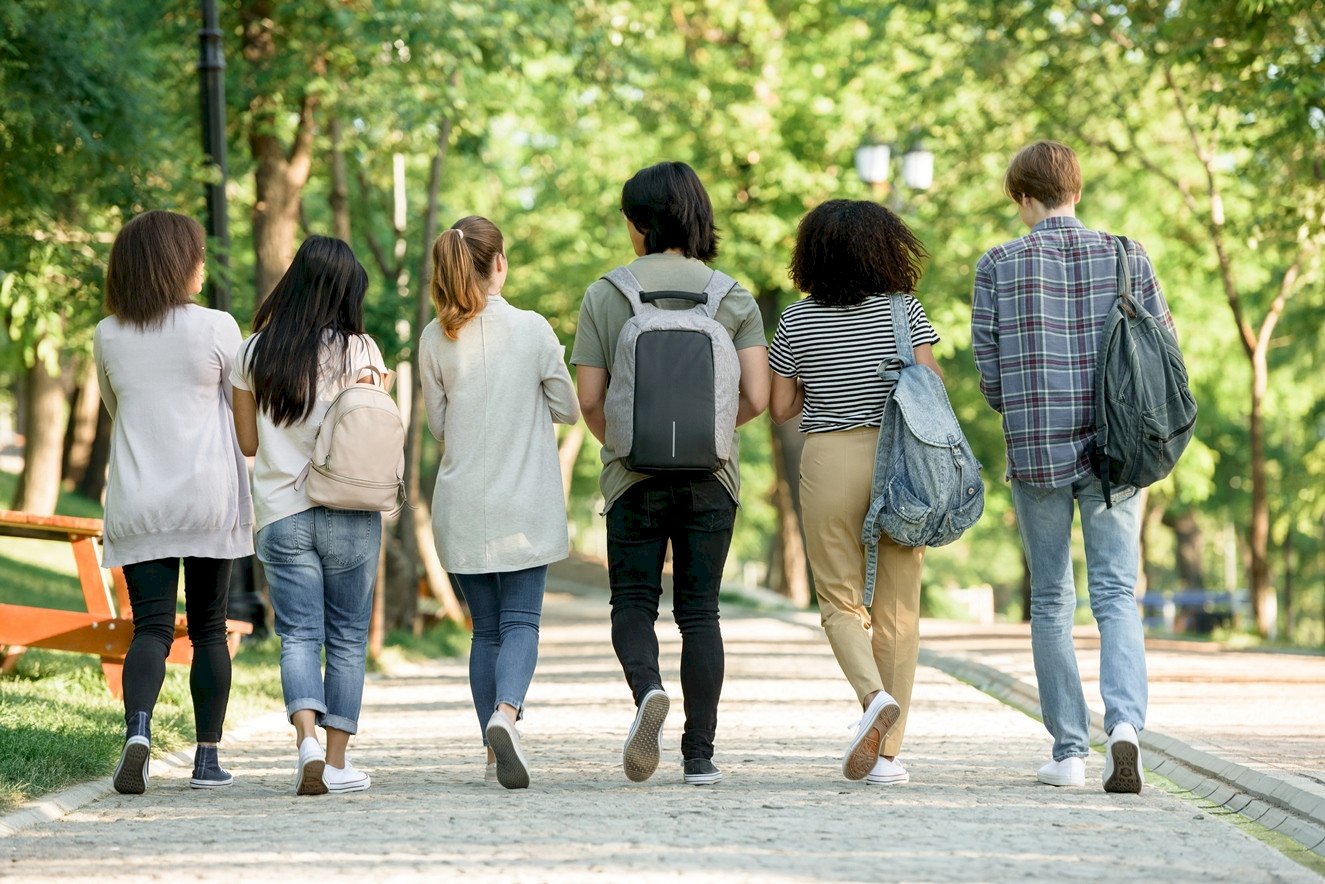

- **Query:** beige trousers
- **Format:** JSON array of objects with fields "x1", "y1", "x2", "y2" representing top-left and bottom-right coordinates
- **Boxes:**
[{"x1": 800, "y1": 427, "x2": 925, "y2": 757}]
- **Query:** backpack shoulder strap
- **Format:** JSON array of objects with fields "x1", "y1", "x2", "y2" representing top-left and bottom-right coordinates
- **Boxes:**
[
  {"x1": 1113, "y1": 235, "x2": 1136, "y2": 318},
  {"x1": 602, "y1": 267, "x2": 650, "y2": 315},
  {"x1": 699, "y1": 270, "x2": 739, "y2": 319},
  {"x1": 888, "y1": 293, "x2": 915, "y2": 365}
]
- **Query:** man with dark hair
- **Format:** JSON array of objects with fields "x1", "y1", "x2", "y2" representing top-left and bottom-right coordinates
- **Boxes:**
[
  {"x1": 972, "y1": 140, "x2": 1176, "y2": 794},
  {"x1": 572, "y1": 161, "x2": 768, "y2": 786}
]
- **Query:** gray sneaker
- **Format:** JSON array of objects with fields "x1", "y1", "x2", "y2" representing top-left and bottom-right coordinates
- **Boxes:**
[
  {"x1": 683, "y1": 757, "x2": 723, "y2": 786},
  {"x1": 623, "y1": 688, "x2": 669, "y2": 782}
]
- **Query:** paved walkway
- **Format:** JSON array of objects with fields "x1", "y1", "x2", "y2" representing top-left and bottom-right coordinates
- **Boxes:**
[
  {"x1": 920, "y1": 621, "x2": 1325, "y2": 804},
  {"x1": 1, "y1": 570, "x2": 1317, "y2": 882}
]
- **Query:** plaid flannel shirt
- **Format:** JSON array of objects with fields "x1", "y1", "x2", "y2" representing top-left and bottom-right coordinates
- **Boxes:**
[{"x1": 971, "y1": 216, "x2": 1175, "y2": 488}]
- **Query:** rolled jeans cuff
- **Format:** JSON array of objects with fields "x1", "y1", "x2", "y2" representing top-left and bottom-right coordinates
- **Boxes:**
[
  {"x1": 321, "y1": 712, "x2": 359, "y2": 734},
  {"x1": 285, "y1": 698, "x2": 328, "y2": 724}
]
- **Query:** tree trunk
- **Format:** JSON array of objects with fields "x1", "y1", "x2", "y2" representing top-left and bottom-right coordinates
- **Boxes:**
[
  {"x1": 1161, "y1": 508, "x2": 1207, "y2": 589},
  {"x1": 12, "y1": 360, "x2": 68, "y2": 515},
  {"x1": 392, "y1": 114, "x2": 464, "y2": 629},
  {"x1": 328, "y1": 117, "x2": 351, "y2": 243},
  {"x1": 1249, "y1": 352, "x2": 1273, "y2": 636},
  {"x1": 242, "y1": 2, "x2": 320, "y2": 303},
  {"x1": 76, "y1": 404, "x2": 112, "y2": 503},
  {"x1": 558, "y1": 422, "x2": 585, "y2": 505},
  {"x1": 61, "y1": 360, "x2": 100, "y2": 490},
  {"x1": 768, "y1": 419, "x2": 810, "y2": 607}
]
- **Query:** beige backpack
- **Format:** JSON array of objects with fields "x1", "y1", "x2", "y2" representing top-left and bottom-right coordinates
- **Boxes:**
[{"x1": 299, "y1": 367, "x2": 406, "y2": 513}]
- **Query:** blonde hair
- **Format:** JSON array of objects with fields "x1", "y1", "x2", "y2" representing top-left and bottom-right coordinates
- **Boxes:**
[{"x1": 430, "y1": 215, "x2": 504, "y2": 339}]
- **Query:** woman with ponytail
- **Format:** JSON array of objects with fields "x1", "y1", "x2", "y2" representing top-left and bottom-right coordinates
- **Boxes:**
[
  {"x1": 230, "y1": 235, "x2": 387, "y2": 795},
  {"x1": 419, "y1": 216, "x2": 579, "y2": 789}
]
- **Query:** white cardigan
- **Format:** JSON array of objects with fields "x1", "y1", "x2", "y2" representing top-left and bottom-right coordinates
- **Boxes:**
[
  {"x1": 419, "y1": 296, "x2": 580, "y2": 574},
  {"x1": 94, "y1": 304, "x2": 254, "y2": 567}
]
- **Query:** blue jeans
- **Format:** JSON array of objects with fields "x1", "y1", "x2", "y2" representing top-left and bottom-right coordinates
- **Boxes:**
[
  {"x1": 256, "y1": 507, "x2": 381, "y2": 734},
  {"x1": 1011, "y1": 476, "x2": 1147, "y2": 761},
  {"x1": 454, "y1": 566, "x2": 547, "y2": 746}
]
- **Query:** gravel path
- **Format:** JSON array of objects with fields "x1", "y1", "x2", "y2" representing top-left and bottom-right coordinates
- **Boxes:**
[{"x1": 1, "y1": 582, "x2": 1315, "y2": 882}]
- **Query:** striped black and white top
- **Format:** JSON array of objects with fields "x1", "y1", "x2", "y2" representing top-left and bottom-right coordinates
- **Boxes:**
[{"x1": 769, "y1": 294, "x2": 941, "y2": 434}]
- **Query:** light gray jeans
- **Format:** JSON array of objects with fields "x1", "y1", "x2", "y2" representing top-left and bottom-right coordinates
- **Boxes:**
[{"x1": 1011, "y1": 476, "x2": 1147, "y2": 761}]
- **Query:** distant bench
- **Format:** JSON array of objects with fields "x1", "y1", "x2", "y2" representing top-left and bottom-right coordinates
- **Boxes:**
[{"x1": 0, "y1": 509, "x2": 252, "y2": 697}]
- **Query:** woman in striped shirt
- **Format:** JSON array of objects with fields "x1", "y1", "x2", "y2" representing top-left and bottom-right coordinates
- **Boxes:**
[{"x1": 769, "y1": 199, "x2": 942, "y2": 786}]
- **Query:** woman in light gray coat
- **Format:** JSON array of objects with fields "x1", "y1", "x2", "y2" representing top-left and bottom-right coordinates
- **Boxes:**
[
  {"x1": 419, "y1": 215, "x2": 579, "y2": 789},
  {"x1": 94, "y1": 210, "x2": 253, "y2": 794}
]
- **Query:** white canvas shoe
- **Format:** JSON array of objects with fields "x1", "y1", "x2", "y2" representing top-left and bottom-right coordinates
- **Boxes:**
[
  {"x1": 1037, "y1": 756, "x2": 1086, "y2": 787},
  {"x1": 486, "y1": 711, "x2": 530, "y2": 790},
  {"x1": 1103, "y1": 723, "x2": 1145, "y2": 794},
  {"x1": 323, "y1": 758, "x2": 372, "y2": 794},
  {"x1": 294, "y1": 736, "x2": 328, "y2": 796},
  {"x1": 843, "y1": 691, "x2": 901, "y2": 781},
  {"x1": 865, "y1": 756, "x2": 910, "y2": 785}
]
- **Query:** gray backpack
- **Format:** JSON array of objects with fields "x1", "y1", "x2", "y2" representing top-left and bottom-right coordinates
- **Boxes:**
[
  {"x1": 1088, "y1": 236, "x2": 1197, "y2": 507},
  {"x1": 602, "y1": 267, "x2": 741, "y2": 473},
  {"x1": 862, "y1": 294, "x2": 984, "y2": 604}
]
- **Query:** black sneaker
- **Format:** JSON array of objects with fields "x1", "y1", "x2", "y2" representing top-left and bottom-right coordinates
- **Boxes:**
[
  {"x1": 683, "y1": 757, "x2": 723, "y2": 786},
  {"x1": 113, "y1": 711, "x2": 151, "y2": 795},
  {"x1": 190, "y1": 745, "x2": 235, "y2": 788},
  {"x1": 623, "y1": 688, "x2": 669, "y2": 783}
]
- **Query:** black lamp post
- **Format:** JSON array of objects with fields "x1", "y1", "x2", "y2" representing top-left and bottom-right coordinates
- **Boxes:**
[{"x1": 198, "y1": 0, "x2": 230, "y2": 313}]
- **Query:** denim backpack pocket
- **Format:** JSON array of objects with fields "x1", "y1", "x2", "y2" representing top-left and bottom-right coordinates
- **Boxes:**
[{"x1": 881, "y1": 478, "x2": 932, "y2": 548}]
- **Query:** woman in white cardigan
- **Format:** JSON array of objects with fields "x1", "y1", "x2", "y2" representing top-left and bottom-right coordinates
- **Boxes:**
[
  {"x1": 419, "y1": 215, "x2": 579, "y2": 789},
  {"x1": 94, "y1": 210, "x2": 253, "y2": 795}
]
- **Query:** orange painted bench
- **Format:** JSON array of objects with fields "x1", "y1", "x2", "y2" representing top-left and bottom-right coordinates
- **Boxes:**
[{"x1": 0, "y1": 509, "x2": 252, "y2": 697}]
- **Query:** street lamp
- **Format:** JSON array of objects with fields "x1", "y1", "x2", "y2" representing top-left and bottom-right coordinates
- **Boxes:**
[
  {"x1": 854, "y1": 137, "x2": 934, "y2": 204},
  {"x1": 198, "y1": 0, "x2": 230, "y2": 313}
]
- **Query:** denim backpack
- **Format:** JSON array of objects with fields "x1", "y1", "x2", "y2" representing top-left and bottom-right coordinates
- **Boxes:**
[
  {"x1": 861, "y1": 295, "x2": 984, "y2": 604},
  {"x1": 1088, "y1": 236, "x2": 1197, "y2": 507},
  {"x1": 601, "y1": 266, "x2": 741, "y2": 473}
]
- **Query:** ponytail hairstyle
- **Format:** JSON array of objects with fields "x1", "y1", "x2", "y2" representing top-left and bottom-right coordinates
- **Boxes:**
[
  {"x1": 430, "y1": 215, "x2": 504, "y2": 339},
  {"x1": 246, "y1": 235, "x2": 369, "y2": 427}
]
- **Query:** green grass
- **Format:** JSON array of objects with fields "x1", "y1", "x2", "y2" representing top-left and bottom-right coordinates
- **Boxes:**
[
  {"x1": 0, "y1": 639, "x2": 283, "y2": 813},
  {"x1": 0, "y1": 469, "x2": 467, "y2": 814}
]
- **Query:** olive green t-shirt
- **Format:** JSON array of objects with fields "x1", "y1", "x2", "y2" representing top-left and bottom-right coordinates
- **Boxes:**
[{"x1": 570, "y1": 253, "x2": 767, "y2": 513}]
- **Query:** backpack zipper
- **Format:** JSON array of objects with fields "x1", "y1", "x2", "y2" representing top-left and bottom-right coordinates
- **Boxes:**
[
  {"x1": 1146, "y1": 416, "x2": 1196, "y2": 444},
  {"x1": 309, "y1": 461, "x2": 400, "y2": 489}
]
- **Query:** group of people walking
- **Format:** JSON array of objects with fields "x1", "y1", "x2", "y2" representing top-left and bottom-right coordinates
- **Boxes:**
[{"x1": 93, "y1": 140, "x2": 1170, "y2": 798}]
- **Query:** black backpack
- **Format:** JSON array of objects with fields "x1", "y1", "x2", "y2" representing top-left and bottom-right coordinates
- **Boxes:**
[{"x1": 1088, "y1": 236, "x2": 1197, "y2": 507}]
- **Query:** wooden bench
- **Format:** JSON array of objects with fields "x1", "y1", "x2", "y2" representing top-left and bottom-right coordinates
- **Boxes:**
[{"x1": 0, "y1": 509, "x2": 253, "y2": 697}]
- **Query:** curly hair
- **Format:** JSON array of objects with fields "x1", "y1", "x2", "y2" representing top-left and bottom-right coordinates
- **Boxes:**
[{"x1": 788, "y1": 200, "x2": 928, "y2": 306}]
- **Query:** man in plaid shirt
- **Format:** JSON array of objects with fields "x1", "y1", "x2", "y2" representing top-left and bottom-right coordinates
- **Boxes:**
[{"x1": 972, "y1": 140, "x2": 1175, "y2": 795}]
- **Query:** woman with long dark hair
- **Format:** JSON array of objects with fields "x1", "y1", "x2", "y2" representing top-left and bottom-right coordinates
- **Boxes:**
[
  {"x1": 96, "y1": 209, "x2": 253, "y2": 794},
  {"x1": 231, "y1": 235, "x2": 386, "y2": 795},
  {"x1": 420, "y1": 215, "x2": 579, "y2": 789},
  {"x1": 769, "y1": 199, "x2": 943, "y2": 786}
]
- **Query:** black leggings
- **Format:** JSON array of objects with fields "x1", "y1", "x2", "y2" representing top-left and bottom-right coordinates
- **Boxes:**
[{"x1": 121, "y1": 557, "x2": 232, "y2": 743}]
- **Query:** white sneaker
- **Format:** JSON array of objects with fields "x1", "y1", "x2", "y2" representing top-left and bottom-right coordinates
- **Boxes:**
[
  {"x1": 484, "y1": 762, "x2": 498, "y2": 784},
  {"x1": 323, "y1": 758, "x2": 371, "y2": 794},
  {"x1": 1037, "y1": 756, "x2": 1086, "y2": 787},
  {"x1": 294, "y1": 736, "x2": 328, "y2": 796},
  {"x1": 843, "y1": 691, "x2": 901, "y2": 781},
  {"x1": 1103, "y1": 723, "x2": 1145, "y2": 794},
  {"x1": 865, "y1": 756, "x2": 910, "y2": 785},
  {"x1": 485, "y1": 711, "x2": 530, "y2": 790},
  {"x1": 623, "y1": 688, "x2": 669, "y2": 783}
]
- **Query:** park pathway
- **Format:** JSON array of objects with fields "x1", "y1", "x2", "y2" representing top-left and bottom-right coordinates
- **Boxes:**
[{"x1": 1, "y1": 569, "x2": 1316, "y2": 882}]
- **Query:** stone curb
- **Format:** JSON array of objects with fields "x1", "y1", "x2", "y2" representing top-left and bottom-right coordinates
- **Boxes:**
[
  {"x1": 918, "y1": 648, "x2": 1325, "y2": 859},
  {"x1": 0, "y1": 709, "x2": 291, "y2": 840}
]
